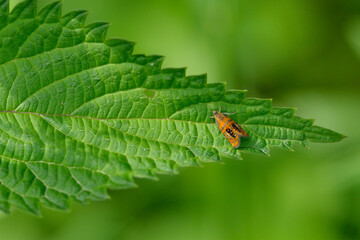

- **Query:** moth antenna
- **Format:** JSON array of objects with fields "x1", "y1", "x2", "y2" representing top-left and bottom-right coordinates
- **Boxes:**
[{"x1": 223, "y1": 112, "x2": 237, "y2": 116}]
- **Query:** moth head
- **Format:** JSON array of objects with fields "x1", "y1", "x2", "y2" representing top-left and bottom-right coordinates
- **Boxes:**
[
  {"x1": 212, "y1": 111, "x2": 226, "y2": 122},
  {"x1": 212, "y1": 111, "x2": 221, "y2": 118},
  {"x1": 212, "y1": 107, "x2": 222, "y2": 116}
]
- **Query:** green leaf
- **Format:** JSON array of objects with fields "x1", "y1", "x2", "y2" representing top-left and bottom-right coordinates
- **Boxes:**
[{"x1": 0, "y1": 0, "x2": 345, "y2": 215}]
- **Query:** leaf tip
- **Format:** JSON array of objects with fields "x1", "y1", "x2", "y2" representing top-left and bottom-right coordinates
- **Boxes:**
[
  {"x1": 302, "y1": 140, "x2": 311, "y2": 149},
  {"x1": 61, "y1": 9, "x2": 88, "y2": 26},
  {"x1": 38, "y1": 0, "x2": 62, "y2": 23},
  {"x1": 85, "y1": 21, "x2": 110, "y2": 42}
]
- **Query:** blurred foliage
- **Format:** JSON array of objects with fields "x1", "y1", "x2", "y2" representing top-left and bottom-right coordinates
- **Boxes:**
[{"x1": 0, "y1": 0, "x2": 359, "y2": 239}]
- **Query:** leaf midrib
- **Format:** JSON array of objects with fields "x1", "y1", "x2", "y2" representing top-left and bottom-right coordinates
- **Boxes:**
[
  {"x1": 0, "y1": 110, "x2": 215, "y2": 124},
  {"x1": 1, "y1": 111, "x2": 315, "y2": 133}
]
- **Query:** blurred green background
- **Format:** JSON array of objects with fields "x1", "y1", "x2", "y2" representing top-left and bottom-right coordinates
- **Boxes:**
[{"x1": 1, "y1": 0, "x2": 359, "y2": 239}]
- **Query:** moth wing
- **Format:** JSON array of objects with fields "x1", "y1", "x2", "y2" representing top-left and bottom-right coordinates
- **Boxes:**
[
  {"x1": 221, "y1": 129, "x2": 233, "y2": 140},
  {"x1": 214, "y1": 112, "x2": 231, "y2": 131},
  {"x1": 221, "y1": 128, "x2": 241, "y2": 148},
  {"x1": 230, "y1": 122, "x2": 248, "y2": 137},
  {"x1": 231, "y1": 135, "x2": 241, "y2": 148}
]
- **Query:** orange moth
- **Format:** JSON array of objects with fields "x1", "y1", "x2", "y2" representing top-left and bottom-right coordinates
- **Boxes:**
[{"x1": 212, "y1": 110, "x2": 248, "y2": 148}]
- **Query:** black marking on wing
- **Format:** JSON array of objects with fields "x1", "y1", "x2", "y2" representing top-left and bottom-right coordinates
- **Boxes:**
[
  {"x1": 226, "y1": 128, "x2": 236, "y2": 138},
  {"x1": 231, "y1": 123, "x2": 241, "y2": 131}
]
